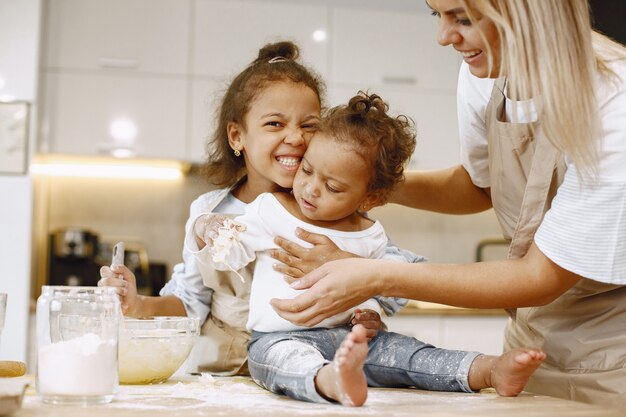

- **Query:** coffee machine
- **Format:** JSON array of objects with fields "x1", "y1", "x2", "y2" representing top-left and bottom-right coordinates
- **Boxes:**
[{"x1": 48, "y1": 228, "x2": 101, "y2": 286}]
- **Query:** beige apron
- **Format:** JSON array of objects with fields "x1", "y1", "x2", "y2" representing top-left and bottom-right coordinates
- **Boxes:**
[
  {"x1": 486, "y1": 78, "x2": 626, "y2": 408},
  {"x1": 187, "y1": 186, "x2": 252, "y2": 376}
]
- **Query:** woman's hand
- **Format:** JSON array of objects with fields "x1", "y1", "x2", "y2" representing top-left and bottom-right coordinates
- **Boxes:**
[
  {"x1": 98, "y1": 264, "x2": 141, "y2": 316},
  {"x1": 270, "y1": 257, "x2": 384, "y2": 326},
  {"x1": 270, "y1": 227, "x2": 354, "y2": 282},
  {"x1": 351, "y1": 309, "x2": 382, "y2": 341}
]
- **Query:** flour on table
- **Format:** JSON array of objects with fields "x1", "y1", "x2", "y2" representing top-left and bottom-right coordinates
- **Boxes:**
[{"x1": 43, "y1": 372, "x2": 497, "y2": 415}]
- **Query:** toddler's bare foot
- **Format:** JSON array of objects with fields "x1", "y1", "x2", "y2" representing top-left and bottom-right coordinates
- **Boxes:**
[
  {"x1": 491, "y1": 348, "x2": 546, "y2": 396},
  {"x1": 315, "y1": 324, "x2": 369, "y2": 406},
  {"x1": 469, "y1": 348, "x2": 545, "y2": 396}
]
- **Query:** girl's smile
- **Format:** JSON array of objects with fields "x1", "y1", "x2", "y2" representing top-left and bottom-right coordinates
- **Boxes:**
[
  {"x1": 275, "y1": 155, "x2": 302, "y2": 172},
  {"x1": 230, "y1": 80, "x2": 321, "y2": 200}
]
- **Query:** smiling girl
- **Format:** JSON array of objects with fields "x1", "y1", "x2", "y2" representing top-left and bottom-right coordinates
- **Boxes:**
[{"x1": 99, "y1": 41, "x2": 325, "y2": 374}]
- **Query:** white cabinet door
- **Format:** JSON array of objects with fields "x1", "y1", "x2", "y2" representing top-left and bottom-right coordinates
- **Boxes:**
[
  {"x1": 193, "y1": 0, "x2": 329, "y2": 79},
  {"x1": 328, "y1": 86, "x2": 459, "y2": 170},
  {"x1": 385, "y1": 315, "x2": 443, "y2": 347},
  {"x1": 40, "y1": 72, "x2": 187, "y2": 159},
  {"x1": 331, "y1": 8, "x2": 460, "y2": 91},
  {"x1": 43, "y1": 0, "x2": 190, "y2": 75},
  {"x1": 385, "y1": 314, "x2": 508, "y2": 356},
  {"x1": 441, "y1": 316, "x2": 508, "y2": 355},
  {"x1": 0, "y1": 0, "x2": 41, "y2": 101},
  {"x1": 189, "y1": 78, "x2": 224, "y2": 164}
]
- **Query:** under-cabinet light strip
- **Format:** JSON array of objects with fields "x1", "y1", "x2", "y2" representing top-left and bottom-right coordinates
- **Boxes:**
[{"x1": 31, "y1": 162, "x2": 183, "y2": 180}]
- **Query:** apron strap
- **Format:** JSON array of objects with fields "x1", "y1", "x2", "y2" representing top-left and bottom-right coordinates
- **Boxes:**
[
  {"x1": 485, "y1": 77, "x2": 563, "y2": 259},
  {"x1": 508, "y1": 138, "x2": 561, "y2": 258}
]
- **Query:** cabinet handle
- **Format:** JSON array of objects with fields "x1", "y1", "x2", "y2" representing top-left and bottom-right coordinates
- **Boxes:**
[
  {"x1": 96, "y1": 142, "x2": 135, "y2": 152},
  {"x1": 382, "y1": 76, "x2": 416, "y2": 85},
  {"x1": 475, "y1": 237, "x2": 509, "y2": 262},
  {"x1": 98, "y1": 58, "x2": 140, "y2": 69},
  {"x1": 96, "y1": 143, "x2": 115, "y2": 155}
]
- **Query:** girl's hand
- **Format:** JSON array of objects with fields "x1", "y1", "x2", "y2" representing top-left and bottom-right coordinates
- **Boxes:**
[
  {"x1": 193, "y1": 214, "x2": 228, "y2": 249},
  {"x1": 270, "y1": 258, "x2": 383, "y2": 327},
  {"x1": 351, "y1": 309, "x2": 382, "y2": 341},
  {"x1": 98, "y1": 264, "x2": 141, "y2": 316},
  {"x1": 271, "y1": 227, "x2": 354, "y2": 282}
]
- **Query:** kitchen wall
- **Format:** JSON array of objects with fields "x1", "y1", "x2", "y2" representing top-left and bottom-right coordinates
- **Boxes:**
[{"x1": 35, "y1": 170, "x2": 212, "y2": 284}]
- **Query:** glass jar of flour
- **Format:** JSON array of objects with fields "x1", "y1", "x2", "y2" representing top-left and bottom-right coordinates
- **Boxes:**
[{"x1": 36, "y1": 286, "x2": 120, "y2": 405}]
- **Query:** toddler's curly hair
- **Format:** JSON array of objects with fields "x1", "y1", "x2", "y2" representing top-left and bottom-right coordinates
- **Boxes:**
[{"x1": 318, "y1": 92, "x2": 417, "y2": 203}]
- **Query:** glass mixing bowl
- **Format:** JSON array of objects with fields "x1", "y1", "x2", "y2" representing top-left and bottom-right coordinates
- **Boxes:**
[{"x1": 118, "y1": 317, "x2": 200, "y2": 385}]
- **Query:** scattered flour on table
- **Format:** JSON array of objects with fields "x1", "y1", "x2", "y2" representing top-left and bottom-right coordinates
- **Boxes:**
[{"x1": 108, "y1": 374, "x2": 383, "y2": 414}]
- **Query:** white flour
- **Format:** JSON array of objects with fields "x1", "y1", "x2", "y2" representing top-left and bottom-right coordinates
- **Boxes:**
[
  {"x1": 38, "y1": 333, "x2": 117, "y2": 396},
  {"x1": 107, "y1": 374, "x2": 385, "y2": 415}
]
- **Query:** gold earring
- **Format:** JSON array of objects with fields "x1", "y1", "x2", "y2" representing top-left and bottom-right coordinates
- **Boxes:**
[{"x1": 234, "y1": 149, "x2": 241, "y2": 157}]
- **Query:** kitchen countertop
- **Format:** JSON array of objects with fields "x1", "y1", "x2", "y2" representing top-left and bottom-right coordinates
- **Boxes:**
[
  {"x1": 398, "y1": 302, "x2": 508, "y2": 316},
  {"x1": 14, "y1": 375, "x2": 626, "y2": 417}
]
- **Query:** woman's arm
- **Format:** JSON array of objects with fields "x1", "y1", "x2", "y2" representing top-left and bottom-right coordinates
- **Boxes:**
[
  {"x1": 271, "y1": 242, "x2": 581, "y2": 327},
  {"x1": 391, "y1": 165, "x2": 492, "y2": 214}
]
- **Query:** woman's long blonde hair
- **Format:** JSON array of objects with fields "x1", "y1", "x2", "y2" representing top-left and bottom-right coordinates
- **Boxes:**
[{"x1": 465, "y1": 0, "x2": 626, "y2": 180}]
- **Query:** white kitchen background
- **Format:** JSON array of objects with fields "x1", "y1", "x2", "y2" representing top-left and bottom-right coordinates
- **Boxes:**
[{"x1": 1, "y1": 0, "x2": 509, "y2": 364}]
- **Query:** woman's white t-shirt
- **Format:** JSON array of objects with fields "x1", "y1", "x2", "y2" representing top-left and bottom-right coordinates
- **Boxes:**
[{"x1": 456, "y1": 61, "x2": 626, "y2": 284}]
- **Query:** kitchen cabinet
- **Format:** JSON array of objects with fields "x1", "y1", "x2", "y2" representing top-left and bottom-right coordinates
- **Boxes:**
[
  {"x1": 385, "y1": 310, "x2": 508, "y2": 356},
  {"x1": 192, "y1": 0, "x2": 329, "y2": 79},
  {"x1": 40, "y1": 0, "x2": 330, "y2": 161},
  {"x1": 43, "y1": 0, "x2": 190, "y2": 75},
  {"x1": 189, "y1": 79, "x2": 223, "y2": 163},
  {"x1": 0, "y1": 0, "x2": 40, "y2": 101},
  {"x1": 330, "y1": 8, "x2": 460, "y2": 91},
  {"x1": 39, "y1": 0, "x2": 461, "y2": 162},
  {"x1": 40, "y1": 0, "x2": 191, "y2": 158},
  {"x1": 40, "y1": 72, "x2": 188, "y2": 159}
]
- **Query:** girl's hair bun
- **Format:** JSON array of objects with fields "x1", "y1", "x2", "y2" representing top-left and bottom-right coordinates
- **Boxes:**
[{"x1": 255, "y1": 41, "x2": 300, "y2": 64}]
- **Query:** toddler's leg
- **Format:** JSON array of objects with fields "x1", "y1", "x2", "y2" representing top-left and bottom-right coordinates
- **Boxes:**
[
  {"x1": 247, "y1": 329, "x2": 347, "y2": 403},
  {"x1": 363, "y1": 331, "x2": 481, "y2": 393},
  {"x1": 468, "y1": 348, "x2": 546, "y2": 396},
  {"x1": 315, "y1": 324, "x2": 369, "y2": 407}
]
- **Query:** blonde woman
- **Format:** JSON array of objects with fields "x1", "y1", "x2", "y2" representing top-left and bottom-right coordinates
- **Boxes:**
[{"x1": 270, "y1": 0, "x2": 626, "y2": 408}]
